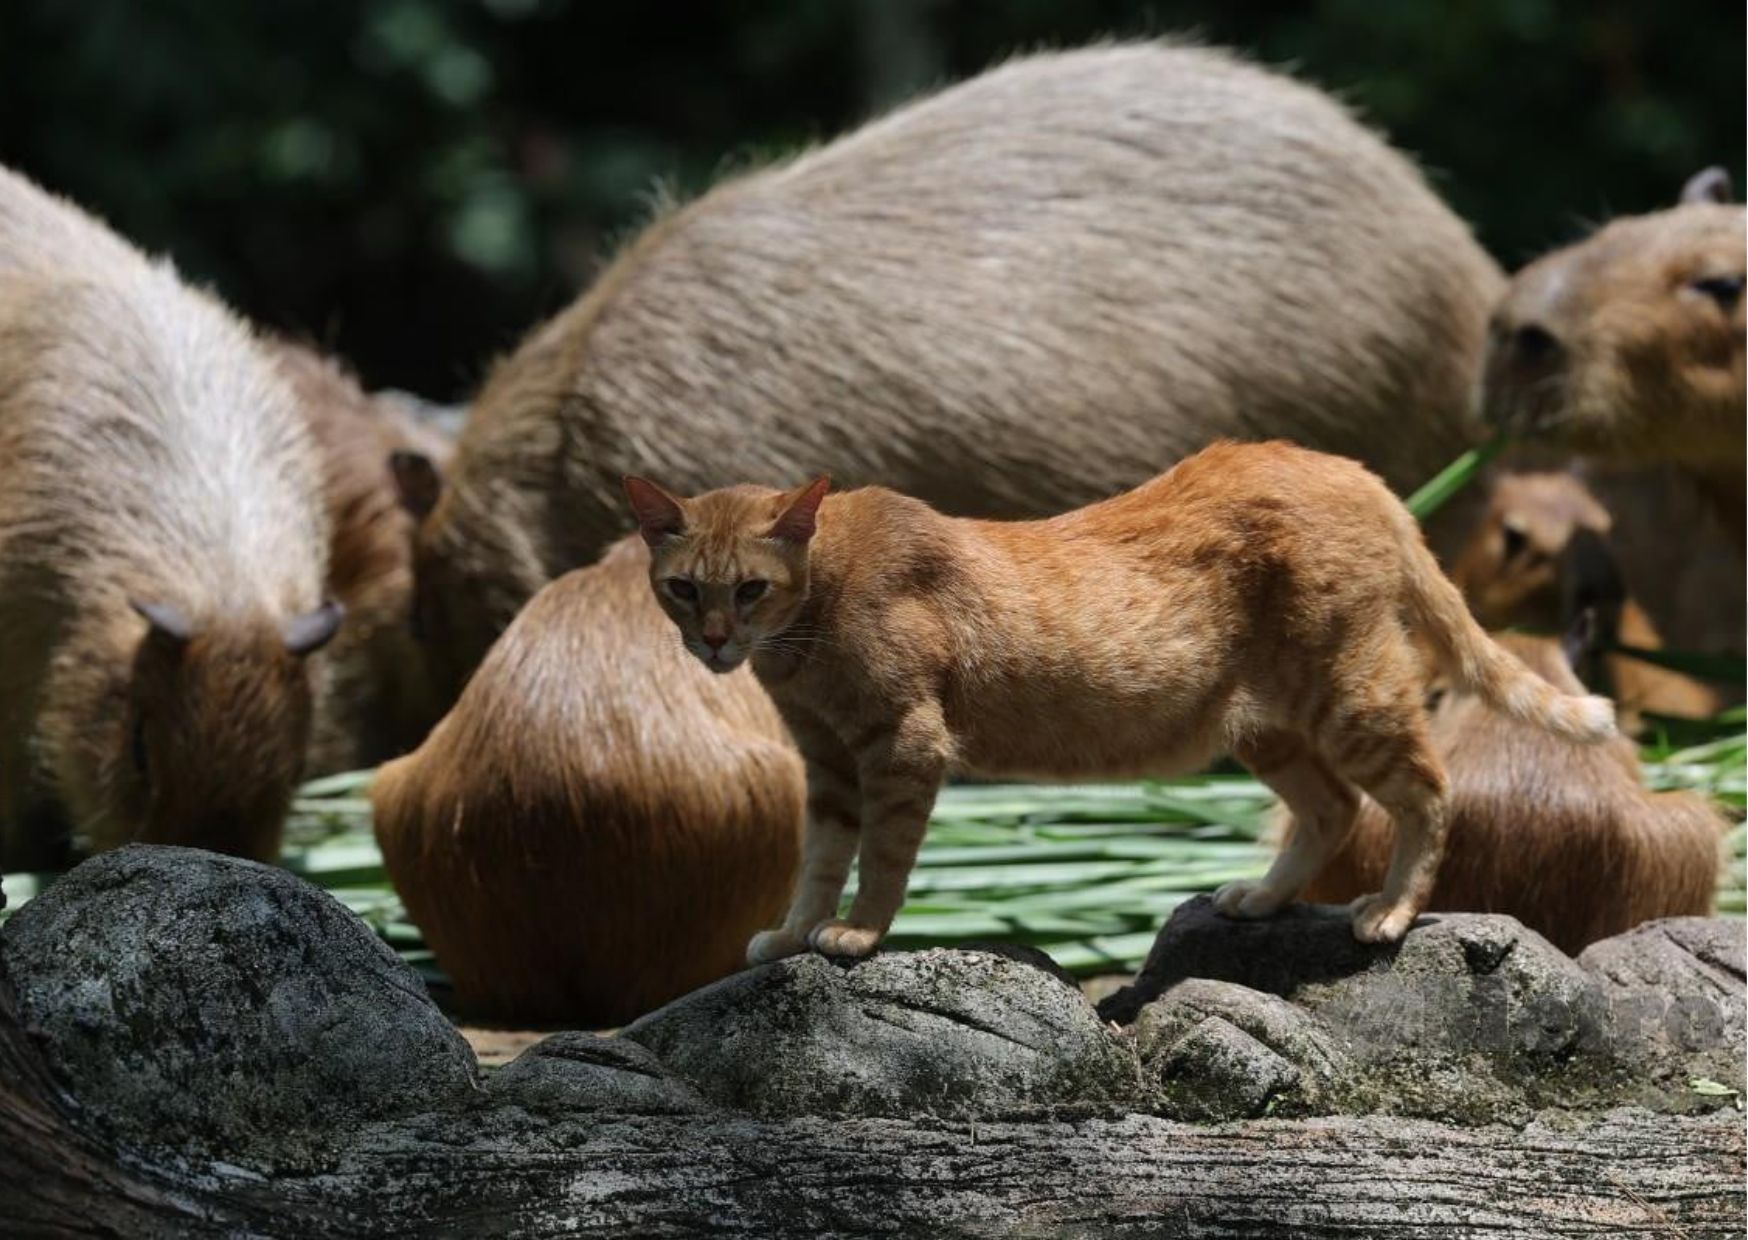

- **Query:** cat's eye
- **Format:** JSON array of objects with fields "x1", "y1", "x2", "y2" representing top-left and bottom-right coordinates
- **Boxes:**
[
  {"x1": 664, "y1": 577, "x2": 698, "y2": 603},
  {"x1": 736, "y1": 579, "x2": 769, "y2": 605},
  {"x1": 1500, "y1": 523, "x2": 1530, "y2": 562},
  {"x1": 1691, "y1": 274, "x2": 1745, "y2": 311}
]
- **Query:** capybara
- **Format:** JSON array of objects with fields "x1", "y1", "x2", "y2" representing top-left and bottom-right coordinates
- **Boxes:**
[
  {"x1": 265, "y1": 339, "x2": 456, "y2": 773},
  {"x1": 370, "y1": 537, "x2": 804, "y2": 1025},
  {"x1": 1450, "y1": 470, "x2": 1719, "y2": 731},
  {"x1": 411, "y1": 42, "x2": 1504, "y2": 702},
  {"x1": 1482, "y1": 168, "x2": 1745, "y2": 545},
  {"x1": 1296, "y1": 632, "x2": 1725, "y2": 955},
  {"x1": 0, "y1": 166, "x2": 338, "y2": 868}
]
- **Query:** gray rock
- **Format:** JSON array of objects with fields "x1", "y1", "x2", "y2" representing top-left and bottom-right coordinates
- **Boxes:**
[
  {"x1": 1147, "y1": 1016, "x2": 1299, "y2": 1121},
  {"x1": 1579, "y1": 917, "x2": 1745, "y2": 1054},
  {"x1": 623, "y1": 947, "x2": 1132, "y2": 1118},
  {"x1": 1133, "y1": 978, "x2": 1350, "y2": 1117},
  {"x1": 0, "y1": 845, "x2": 478, "y2": 1167},
  {"x1": 1092, "y1": 897, "x2": 1748, "y2": 1121},
  {"x1": 1577, "y1": 917, "x2": 1746, "y2": 1105},
  {"x1": 488, "y1": 1032, "x2": 709, "y2": 1114},
  {"x1": 1103, "y1": 897, "x2": 1606, "y2": 1070}
]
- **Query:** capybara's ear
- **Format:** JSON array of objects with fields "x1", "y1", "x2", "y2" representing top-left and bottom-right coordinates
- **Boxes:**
[
  {"x1": 768, "y1": 475, "x2": 831, "y2": 545},
  {"x1": 130, "y1": 599, "x2": 194, "y2": 649},
  {"x1": 1559, "y1": 608, "x2": 1600, "y2": 675},
  {"x1": 1680, "y1": 166, "x2": 1733, "y2": 205},
  {"x1": 1558, "y1": 526, "x2": 1626, "y2": 624},
  {"x1": 389, "y1": 450, "x2": 443, "y2": 520},
  {"x1": 283, "y1": 600, "x2": 345, "y2": 656},
  {"x1": 623, "y1": 476, "x2": 687, "y2": 545}
]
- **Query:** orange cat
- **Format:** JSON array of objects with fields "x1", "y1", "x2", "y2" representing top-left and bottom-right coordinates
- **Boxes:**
[{"x1": 625, "y1": 442, "x2": 1616, "y2": 957}]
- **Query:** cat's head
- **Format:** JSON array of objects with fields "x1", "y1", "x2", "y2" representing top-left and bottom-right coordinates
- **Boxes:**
[{"x1": 623, "y1": 475, "x2": 830, "y2": 673}]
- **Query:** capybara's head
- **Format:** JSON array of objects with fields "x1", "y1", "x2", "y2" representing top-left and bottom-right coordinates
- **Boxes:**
[
  {"x1": 625, "y1": 475, "x2": 829, "y2": 675},
  {"x1": 1450, "y1": 471, "x2": 1616, "y2": 631},
  {"x1": 72, "y1": 600, "x2": 342, "y2": 859},
  {"x1": 1482, "y1": 167, "x2": 1745, "y2": 469}
]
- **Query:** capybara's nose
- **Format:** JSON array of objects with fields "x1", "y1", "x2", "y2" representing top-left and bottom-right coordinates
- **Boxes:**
[
  {"x1": 1507, "y1": 322, "x2": 1563, "y2": 368},
  {"x1": 1481, "y1": 312, "x2": 1568, "y2": 431}
]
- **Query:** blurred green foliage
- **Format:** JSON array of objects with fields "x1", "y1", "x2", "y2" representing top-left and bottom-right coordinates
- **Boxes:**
[{"x1": 1, "y1": 0, "x2": 1740, "y2": 399}]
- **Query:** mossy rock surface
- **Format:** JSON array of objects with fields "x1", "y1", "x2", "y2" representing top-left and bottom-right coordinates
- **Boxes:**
[
  {"x1": 0, "y1": 845, "x2": 479, "y2": 1168},
  {"x1": 624, "y1": 946, "x2": 1132, "y2": 1118}
]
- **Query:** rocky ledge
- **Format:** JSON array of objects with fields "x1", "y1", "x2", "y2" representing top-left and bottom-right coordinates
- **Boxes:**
[{"x1": 0, "y1": 847, "x2": 1741, "y2": 1236}]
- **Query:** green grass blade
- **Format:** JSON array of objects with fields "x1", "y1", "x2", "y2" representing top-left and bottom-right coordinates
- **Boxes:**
[{"x1": 1405, "y1": 434, "x2": 1506, "y2": 521}]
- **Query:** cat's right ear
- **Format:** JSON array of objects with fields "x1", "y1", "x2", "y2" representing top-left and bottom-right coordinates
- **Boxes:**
[
  {"x1": 624, "y1": 476, "x2": 687, "y2": 545},
  {"x1": 769, "y1": 475, "x2": 831, "y2": 544}
]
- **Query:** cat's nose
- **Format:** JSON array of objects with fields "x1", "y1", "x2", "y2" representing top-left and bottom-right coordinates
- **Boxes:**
[{"x1": 702, "y1": 632, "x2": 727, "y2": 650}]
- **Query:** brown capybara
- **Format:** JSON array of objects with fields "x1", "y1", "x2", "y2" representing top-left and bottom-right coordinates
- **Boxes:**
[
  {"x1": 1294, "y1": 632, "x2": 1725, "y2": 956},
  {"x1": 0, "y1": 165, "x2": 339, "y2": 870},
  {"x1": 1482, "y1": 167, "x2": 1745, "y2": 546},
  {"x1": 1450, "y1": 470, "x2": 1720, "y2": 732},
  {"x1": 410, "y1": 42, "x2": 1505, "y2": 703},
  {"x1": 370, "y1": 537, "x2": 804, "y2": 1025},
  {"x1": 264, "y1": 339, "x2": 456, "y2": 774}
]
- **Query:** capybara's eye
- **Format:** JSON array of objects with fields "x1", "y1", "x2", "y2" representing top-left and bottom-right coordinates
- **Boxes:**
[
  {"x1": 736, "y1": 579, "x2": 769, "y2": 605},
  {"x1": 1691, "y1": 274, "x2": 1745, "y2": 311},
  {"x1": 1500, "y1": 523, "x2": 1531, "y2": 563},
  {"x1": 664, "y1": 577, "x2": 699, "y2": 603}
]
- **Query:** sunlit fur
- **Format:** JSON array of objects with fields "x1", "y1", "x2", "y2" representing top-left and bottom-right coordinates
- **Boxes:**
[
  {"x1": 410, "y1": 41, "x2": 1504, "y2": 707},
  {"x1": 0, "y1": 165, "x2": 330, "y2": 866},
  {"x1": 370, "y1": 537, "x2": 804, "y2": 1026},
  {"x1": 1294, "y1": 633, "x2": 1725, "y2": 955},
  {"x1": 636, "y1": 442, "x2": 1616, "y2": 956},
  {"x1": 1450, "y1": 470, "x2": 1718, "y2": 731},
  {"x1": 1482, "y1": 191, "x2": 1745, "y2": 543},
  {"x1": 266, "y1": 339, "x2": 456, "y2": 773}
]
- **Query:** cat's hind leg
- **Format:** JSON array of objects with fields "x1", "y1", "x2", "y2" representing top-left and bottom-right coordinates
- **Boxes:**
[
  {"x1": 1320, "y1": 695, "x2": 1449, "y2": 943},
  {"x1": 1215, "y1": 730, "x2": 1359, "y2": 920}
]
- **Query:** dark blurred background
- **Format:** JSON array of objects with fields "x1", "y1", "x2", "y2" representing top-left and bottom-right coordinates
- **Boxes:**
[{"x1": 3, "y1": 0, "x2": 1741, "y2": 401}]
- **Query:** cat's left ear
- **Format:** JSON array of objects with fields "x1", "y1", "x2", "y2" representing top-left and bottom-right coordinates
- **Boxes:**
[
  {"x1": 769, "y1": 475, "x2": 831, "y2": 544},
  {"x1": 624, "y1": 476, "x2": 687, "y2": 545}
]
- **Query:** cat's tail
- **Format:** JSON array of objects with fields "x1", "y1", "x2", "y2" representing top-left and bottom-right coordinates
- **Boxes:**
[{"x1": 1395, "y1": 519, "x2": 1617, "y2": 744}]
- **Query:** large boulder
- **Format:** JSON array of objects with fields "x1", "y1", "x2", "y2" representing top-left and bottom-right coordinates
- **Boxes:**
[
  {"x1": 0, "y1": 846, "x2": 479, "y2": 1168},
  {"x1": 1578, "y1": 916, "x2": 1746, "y2": 1103},
  {"x1": 1579, "y1": 916, "x2": 1745, "y2": 1051},
  {"x1": 1101, "y1": 898, "x2": 1745, "y2": 1121},
  {"x1": 623, "y1": 947, "x2": 1132, "y2": 1118}
]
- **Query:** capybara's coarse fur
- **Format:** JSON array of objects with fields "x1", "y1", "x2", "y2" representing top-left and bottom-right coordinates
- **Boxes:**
[
  {"x1": 413, "y1": 42, "x2": 1505, "y2": 701},
  {"x1": 1450, "y1": 470, "x2": 1719, "y2": 730},
  {"x1": 1482, "y1": 168, "x2": 1745, "y2": 544},
  {"x1": 370, "y1": 537, "x2": 804, "y2": 1025},
  {"x1": 265, "y1": 339, "x2": 455, "y2": 773},
  {"x1": 630, "y1": 442, "x2": 1613, "y2": 957},
  {"x1": 0, "y1": 166, "x2": 338, "y2": 868},
  {"x1": 1295, "y1": 633, "x2": 1725, "y2": 955}
]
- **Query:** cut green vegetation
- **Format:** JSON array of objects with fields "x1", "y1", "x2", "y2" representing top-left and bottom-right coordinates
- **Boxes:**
[{"x1": 5, "y1": 715, "x2": 1740, "y2": 979}]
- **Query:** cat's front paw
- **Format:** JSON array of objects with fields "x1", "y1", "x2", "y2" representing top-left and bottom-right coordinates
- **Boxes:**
[
  {"x1": 746, "y1": 927, "x2": 809, "y2": 965},
  {"x1": 1347, "y1": 893, "x2": 1418, "y2": 944},
  {"x1": 807, "y1": 919, "x2": 882, "y2": 959},
  {"x1": 1212, "y1": 879, "x2": 1288, "y2": 920}
]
